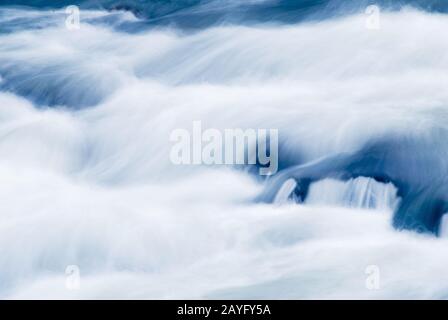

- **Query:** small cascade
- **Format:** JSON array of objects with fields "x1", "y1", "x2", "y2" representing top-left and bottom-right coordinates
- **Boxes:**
[
  {"x1": 439, "y1": 215, "x2": 448, "y2": 237},
  {"x1": 305, "y1": 177, "x2": 399, "y2": 211}
]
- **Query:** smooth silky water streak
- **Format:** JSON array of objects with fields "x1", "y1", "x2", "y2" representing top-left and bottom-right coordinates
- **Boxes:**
[{"x1": 1, "y1": 1, "x2": 448, "y2": 299}]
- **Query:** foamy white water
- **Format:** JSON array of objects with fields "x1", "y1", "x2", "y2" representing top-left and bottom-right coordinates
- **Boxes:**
[{"x1": 1, "y1": 5, "x2": 448, "y2": 298}]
